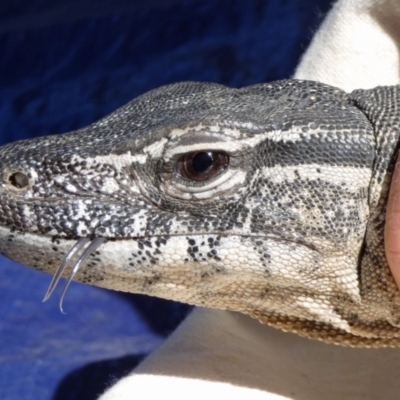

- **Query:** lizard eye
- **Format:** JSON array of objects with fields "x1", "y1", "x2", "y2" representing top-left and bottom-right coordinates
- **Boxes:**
[{"x1": 176, "y1": 151, "x2": 229, "y2": 181}]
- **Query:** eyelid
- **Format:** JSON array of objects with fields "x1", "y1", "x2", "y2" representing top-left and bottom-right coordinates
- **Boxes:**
[
  {"x1": 162, "y1": 150, "x2": 238, "y2": 176},
  {"x1": 164, "y1": 141, "x2": 245, "y2": 162}
]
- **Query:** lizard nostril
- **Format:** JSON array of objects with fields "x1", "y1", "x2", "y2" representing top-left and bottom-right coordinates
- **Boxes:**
[{"x1": 8, "y1": 171, "x2": 30, "y2": 189}]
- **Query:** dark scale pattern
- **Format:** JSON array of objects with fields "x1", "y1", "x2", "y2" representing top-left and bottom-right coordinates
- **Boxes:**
[{"x1": 0, "y1": 80, "x2": 400, "y2": 347}]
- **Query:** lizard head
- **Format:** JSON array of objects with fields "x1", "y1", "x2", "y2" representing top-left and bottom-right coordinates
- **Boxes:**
[{"x1": 1, "y1": 80, "x2": 399, "y2": 346}]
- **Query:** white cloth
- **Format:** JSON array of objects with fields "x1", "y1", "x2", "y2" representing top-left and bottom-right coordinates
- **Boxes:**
[
  {"x1": 296, "y1": 0, "x2": 400, "y2": 91},
  {"x1": 100, "y1": 1, "x2": 400, "y2": 399}
]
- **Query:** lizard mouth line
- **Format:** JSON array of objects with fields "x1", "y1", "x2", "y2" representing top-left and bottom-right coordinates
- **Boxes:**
[
  {"x1": 2, "y1": 223, "x2": 322, "y2": 255},
  {"x1": 43, "y1": 228, "x2": 322, "y2": 253}
]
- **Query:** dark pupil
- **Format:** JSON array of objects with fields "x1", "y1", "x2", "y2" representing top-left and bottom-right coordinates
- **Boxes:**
[{"x1": 191, "y1": 152, "x2": 213, "y2": 173}]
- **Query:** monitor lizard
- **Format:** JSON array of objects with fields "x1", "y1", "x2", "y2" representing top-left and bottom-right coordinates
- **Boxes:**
[{"x1": 0, "y1": 79, "x2": 399, "y2": 347}]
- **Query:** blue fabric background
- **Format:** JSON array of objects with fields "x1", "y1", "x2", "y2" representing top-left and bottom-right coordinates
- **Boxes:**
[{"x1": 0, "y1": 1, "x2": 332, "y2": 398}]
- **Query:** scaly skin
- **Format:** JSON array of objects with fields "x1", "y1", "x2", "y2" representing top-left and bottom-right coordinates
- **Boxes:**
[{"x1": 0, "y1": 80, "x2": 400, "y2": 346}]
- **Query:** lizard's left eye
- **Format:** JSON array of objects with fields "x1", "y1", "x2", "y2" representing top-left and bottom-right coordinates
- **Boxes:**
[{"x1": 176, "y1": 151, "x2": 229, "y2": 181}]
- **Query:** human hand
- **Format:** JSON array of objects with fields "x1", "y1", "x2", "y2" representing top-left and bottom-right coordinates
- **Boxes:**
[{"x1": 385, "y1": 155, "x2": 400, "y2": 288}]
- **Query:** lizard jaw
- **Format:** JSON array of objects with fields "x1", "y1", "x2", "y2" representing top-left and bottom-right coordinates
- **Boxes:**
[{"x1": 0, "y1": 224, "x2": 361, "y2": 323}]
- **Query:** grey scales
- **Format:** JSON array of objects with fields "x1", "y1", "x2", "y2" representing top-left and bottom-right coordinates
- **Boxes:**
[{"x1": 0, "y1": 79, "x2": 399, "y2": 347}]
